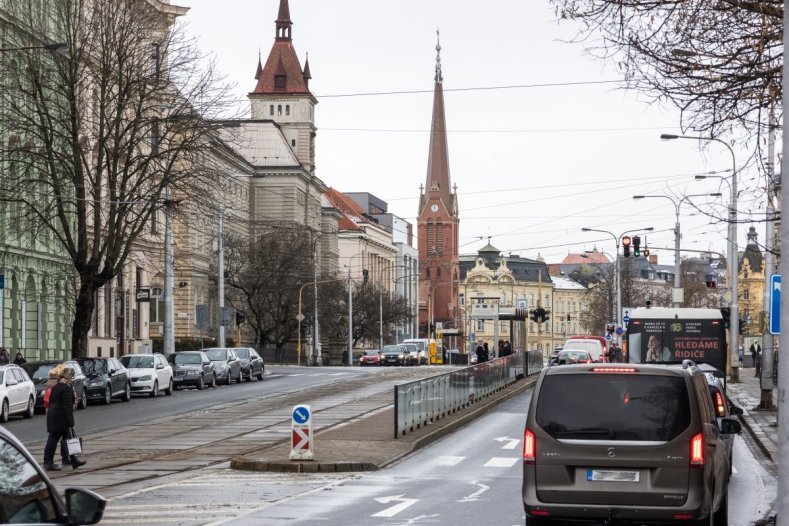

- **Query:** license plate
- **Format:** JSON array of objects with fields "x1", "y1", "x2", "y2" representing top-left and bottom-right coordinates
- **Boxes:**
[{"x1": 587, "y1": 469, "x2": 640, "y2": 482}]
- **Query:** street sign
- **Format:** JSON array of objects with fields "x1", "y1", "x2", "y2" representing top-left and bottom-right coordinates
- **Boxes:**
[
  {"x1": 195, "y1": 304, "x2": 209, "y2": 330},
  {"x1": 289, "y1": 404, "x2": 314, "y2": 461},
  {"x1": 605, "y1": 333, "x2": 611, "y2": 341},
  {"x1": 615, "y1": 327, "x2": 624, "y2": 336},
  {"x1": 770, "y1": 274, "x2": 781, "y2": 335},
  {"x1": 296, "y1": 313, "x2": 305, "y2": 322},
  {"x1": 623, "y1": 314, "x2": 630, "y2": 324}
]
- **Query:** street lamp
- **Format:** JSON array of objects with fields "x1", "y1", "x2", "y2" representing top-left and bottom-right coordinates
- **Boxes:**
[
  {"x1": 633, "y1": 193, "x2": 722, "y2": 307},
  {"x1": 581, "y1": 226, "x2": 654, "y2": 340},
  {"x1": 661, "y1": 133, "x2": 740, "y2": 381}
]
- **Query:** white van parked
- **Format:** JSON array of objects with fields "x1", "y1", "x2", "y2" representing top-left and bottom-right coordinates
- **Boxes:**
[{"x1": 561, "y1": 336, "x2": 608, "y2": 363}]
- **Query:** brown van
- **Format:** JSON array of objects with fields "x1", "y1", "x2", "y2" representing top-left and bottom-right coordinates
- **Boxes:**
[{"x1": 522, "y1": 362, "x2": 740, "y2": 525}]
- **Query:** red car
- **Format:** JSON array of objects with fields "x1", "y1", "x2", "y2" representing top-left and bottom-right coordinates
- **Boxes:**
[{"x1": 359, "y1": 350, "x2": 382, "y2": 366}]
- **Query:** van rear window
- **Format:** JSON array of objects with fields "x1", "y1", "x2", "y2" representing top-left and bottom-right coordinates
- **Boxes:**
[{"x1": 536, "y1": 374, "x2": 691, "y2": 442}]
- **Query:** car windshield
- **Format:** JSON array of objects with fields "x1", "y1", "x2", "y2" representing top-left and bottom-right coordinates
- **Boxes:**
[
  {"x1": 0, "y1": 371, "x2": 3, "y2": 383},
  {"x1": 382, "y1": 345, "x2": 401, "y2": 353},
  {"x1": 364, "y1": 350, "x2": 379, "y2": 356},
  {"x1": 79, "y1": 359, "x2": 107, "y2": 374},
  {"x1": 234, "y1": 349, "x2": 250, "y2": 358},
  {"x1": 205, "y1": 349, "x2": 228, "y2": 361},
  {"x1": 21, "y1": 363, "x2": 56, "y2": 380},
  {"x1": 120, "y1": 356, "x2": 154, "y2": 369},
  {"x1": 171, "y1": 353, "x2": 202, "y2": 365},
  {"x1": 536, "y1": 373, "x2": 691, "y2": 442}
]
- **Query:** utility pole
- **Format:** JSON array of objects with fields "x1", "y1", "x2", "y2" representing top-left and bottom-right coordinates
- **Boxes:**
[
  {"x1": 761, "y1": 117, "x2": 777, "y2": 409},
  {"x1": 163, "y1": 190, "x2": 174, "y2": 356},
  {"x1": 217, "y1": 208, "x2": 225, "y2": 347},
  {"x1": 778, "y1": 7, "x2": 789, "y2": 517},
  {"x1": 347, "y1": 267, "x2": 353, "y2": 366}
]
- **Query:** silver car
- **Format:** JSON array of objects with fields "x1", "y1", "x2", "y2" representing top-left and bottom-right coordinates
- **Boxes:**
[{"x1": 202, "y1": 348, "x2": 242, "y2": 385}]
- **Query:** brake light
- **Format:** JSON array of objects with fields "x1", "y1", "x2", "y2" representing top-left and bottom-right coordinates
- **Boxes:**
[
  {"x1": 523, "y1": 429, "x2": 536, "y2": 463},
  {"x1": 529, "y1": 510, "x2": 549, "y2": 517},
  {"x1": 591, "y1": 367, "x2": 638, "y2": 373},
  {"x1": 714, "y1": 390, "x2": 726, "y2": 417},
  {"x1": 690, "y1": 433, "x2": 704, "y2": 466}
]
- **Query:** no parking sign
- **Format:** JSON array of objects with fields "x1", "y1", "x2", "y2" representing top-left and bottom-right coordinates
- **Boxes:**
[{"x1": 290, "y1": 404, "x2": 314, "y2": 461}]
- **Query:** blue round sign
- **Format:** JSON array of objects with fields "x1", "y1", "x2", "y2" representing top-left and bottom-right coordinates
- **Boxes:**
[
  {"x1": 615, "y1": 327, "x2": 624, "y2": 336},
  {"x1": 623, "y1": 315, "x2": 631, "y2": 324},
  {"x1": 292, "y1": 406, "x2": 310, "y2": 424},
  {"x1": 605, "y1": 333, "x2": 612, "y2": 341}
]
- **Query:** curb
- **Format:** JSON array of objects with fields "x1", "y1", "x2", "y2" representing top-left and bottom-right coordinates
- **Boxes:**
[
  {"x1": 231, "y1": 374, "x2": 539, "y2": 473},
  {"x1": 738, "y1": 411, "x2": 776, "y2": 464}
]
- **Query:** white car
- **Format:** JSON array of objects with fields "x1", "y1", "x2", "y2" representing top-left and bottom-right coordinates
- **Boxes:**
[
  {"x1": 0, "y1": 364, "x2": 36, "y2": 422},
  {"x1": 120, "y1": 353, "x2": 174, "y2": 397}
]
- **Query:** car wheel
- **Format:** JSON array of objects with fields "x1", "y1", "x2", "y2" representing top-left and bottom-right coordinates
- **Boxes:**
[
  {"x1": 102, "y1": 386, "x2": 112, "y2": 405},
  {"x1": 712, "y1": 492, "x2": 728, "y2": 526},
  {"x1": 165, "y1": 378, "x2": 173, "y2": 396},
  {"x1": 0, "y1": 399, "x2": 8, "y2": 423},
  {"x1": 525, "y1": 516, "x2": 554, "y2": 526},
  {"x1": 78, "y1": 389, "x2": 87, "y2": 410},
  {"x1": 257, "y1": 369, "x2": 264, "y2": 381},
  {"x1": 150, "y1": 380, "x2": 159, "y2": 398},
  {"x1": 23, "y1": 396, "x2": 34, "y2": 419},
  {"x1": 237, "y1": 369, "x2": 243, "y2": 384},
  {"x1": 196, "y1": 375, "x2": 205, "y2": 390},
  {"x1": 121, "y1": 382, "x2": 131, "y2": 402}
]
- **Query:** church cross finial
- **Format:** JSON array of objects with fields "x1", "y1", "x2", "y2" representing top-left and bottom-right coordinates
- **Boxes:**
[{"x1": 435, "y1": 29, "x2": 443, "y2": 84}]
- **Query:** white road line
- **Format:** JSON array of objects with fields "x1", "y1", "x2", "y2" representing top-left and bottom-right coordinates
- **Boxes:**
[
  {"x1": 458, "y1": 480, "x2": 490, "y2": 502},
  {"x1": 483, "y1": 457, "x2": 519, "y2": 468},
  {"x1": 372, "y1": 495, "x2": 419, "y2": 518},
  {"x1": 433, "y1": 455, "x2": 465, "y2": 466}
]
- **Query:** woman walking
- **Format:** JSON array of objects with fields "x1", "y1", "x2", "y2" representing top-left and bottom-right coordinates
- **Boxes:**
[{"x1": 43, "y1": 365, "x2": 86, "y2": 471}]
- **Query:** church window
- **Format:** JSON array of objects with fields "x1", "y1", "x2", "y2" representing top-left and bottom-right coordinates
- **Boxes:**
[
  {"x1": 425, "y1": 268, "x2": 431, "y2": 279},
  {"x1": 436, "y1": 223, "x2": 444, "y2": 254},
  {"x1": 277, "y1": 105, "x2": 282, "y2": 116},
  {"x1": 426, "y1": 222, "x2": 435, "y2": 251},
  {"x1": 270, "y1": 105, "x2": 274, "y2": 116},
  {"x1": 437, "y1": 267, "x2": 441, "y2": 277},
  {"x1": 286, "y1": 105, "x2": 290, "y2": 116},
  {"x1": 275, "y1": 75, "x2": 286, "y2": 89}
]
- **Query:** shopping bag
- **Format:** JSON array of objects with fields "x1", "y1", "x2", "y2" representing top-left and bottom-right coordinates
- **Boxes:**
[{"x1": 66, "y1": 429, "x2": 82, "y2": 456}]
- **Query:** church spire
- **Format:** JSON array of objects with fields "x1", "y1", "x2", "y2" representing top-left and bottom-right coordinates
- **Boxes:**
[
  {"x1": 424, "y1": 29, "x2": 451, "y2": 209},
  {"x1": 275, "y1": 0, "x2": 293, "y2": 41}
]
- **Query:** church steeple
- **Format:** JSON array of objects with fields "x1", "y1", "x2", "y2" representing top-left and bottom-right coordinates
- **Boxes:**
[
  {"x1": 424, "y1": 29, "x2": 452, "y2": 213},
  {"x1": 276, "y1": 0, "x2": 293, "y2": 41}
]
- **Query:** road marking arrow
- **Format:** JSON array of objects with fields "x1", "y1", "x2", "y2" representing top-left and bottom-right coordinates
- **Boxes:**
[
  {"x1": 372, "y1": 494, "x2": 419, "y2": 518},
  {"x1": 458, "y1": 480, "x2": 490, "y2": 502},
  {"x1": 493, "y1": 436, "x2": 520, "y2": 450}
]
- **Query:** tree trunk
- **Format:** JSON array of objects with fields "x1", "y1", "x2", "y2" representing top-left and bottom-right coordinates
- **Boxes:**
[{"x1": 71, "y1": 278, "x2": 97, "y2": 359}]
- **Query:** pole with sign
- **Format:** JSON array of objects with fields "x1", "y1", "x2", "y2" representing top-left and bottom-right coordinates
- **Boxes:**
[{"x1": 289, "y1": 404, "x2": 314, "y2": 461}]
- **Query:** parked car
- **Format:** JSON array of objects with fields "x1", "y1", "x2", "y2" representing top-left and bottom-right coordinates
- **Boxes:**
[
  {"x1": 0, "y1": 365, "x2": 36, "y2": 422},
  {"x1": 76, "y1": 357, "x2": 131, "y2": 405},
  {"x1": 554, "y1": 349, "x2": 593, "y2": 365},
  {"x1": 548, "y1": 347, "x2": 563, "y2": 366},
  {"x1": 120, "y1": 353, "x2": 174, "y2": 397},
  {"x1": 202, "y1": 348, "x2": 242, "y2": 385},
  {"x1": 167, "y1": 351, "x2": 216, "y2": 390},
  {"x1": 233, "y1": 347, "x2": 264, "y2": 381},
  {"x1": 705, "y1": 371, "x2": 743, "y2": 469},
  {"x1": 359, "y1": 350, "x2": 382, "y2": 366},
  {"x1": 523, "y1": 362, "x2": 741, "y2": 525},
  {"x1": 0, "y1": 425, "x2": 106, "y2": 524},
  {"x1": 21, "y1": 360, "x2": 88, "y2": 413}
]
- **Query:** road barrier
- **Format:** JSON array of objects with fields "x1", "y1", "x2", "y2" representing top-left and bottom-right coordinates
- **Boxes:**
[{"x1": 394, "y1": 350, "x2": 543, "y2": 438}]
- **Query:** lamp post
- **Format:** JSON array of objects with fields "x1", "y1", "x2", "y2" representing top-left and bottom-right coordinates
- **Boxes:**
[
  {"x1": 345, "y1": 253, "x2": 368, "y2": 366},
  {"x1": 633, "y1": 193, "x2": 722, "y2": 307},
  {"x1": 661, "y1": 133, "x2": 739, "y2": 381},
  {"x1": 581, "y1": 227, "x2": 654, "y2": 341},
  {"x1": 297, "y1": 277, "x2": 345, "y2": 367}
]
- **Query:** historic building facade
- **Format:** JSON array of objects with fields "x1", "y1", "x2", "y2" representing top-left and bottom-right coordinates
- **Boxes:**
[
  {"x1": 739, "y1": 226, "x2": 765, "y2": 347},
  {"x1": 417, "y1": 37, "x2": 459, "y2": 339}
]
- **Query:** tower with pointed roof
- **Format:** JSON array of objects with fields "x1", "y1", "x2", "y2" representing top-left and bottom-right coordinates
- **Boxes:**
[
  {"x1": 417, "y1": 32, "x2": 460, "y2": 338},
  {"x1": 249, "y1": 0, "x2": 317, "y2": 174}
]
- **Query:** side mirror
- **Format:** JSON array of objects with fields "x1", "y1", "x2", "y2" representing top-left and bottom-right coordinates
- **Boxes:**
[
  {"x1": 156, "y1": 364, "x2": 164, "y2": 370},
  {"x1": 65, "y1": 488, "x2": 106, "y2": 525},
  {"x1": 720, "y1": 417, "x2": 742, "y2": 435},
  {"x1": 729, "y1": 405, "x2": 744, "y2": 416}
]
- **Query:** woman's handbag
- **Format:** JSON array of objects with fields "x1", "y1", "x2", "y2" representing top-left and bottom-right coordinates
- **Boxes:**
[{"x1": 66, "y1": 428, "x2": 82, "y2": 456}]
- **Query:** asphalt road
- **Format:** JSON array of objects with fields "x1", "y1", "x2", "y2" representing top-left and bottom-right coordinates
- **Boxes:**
[{"x1": 96, "y1": 386, "x2": 777, "y2": 526}]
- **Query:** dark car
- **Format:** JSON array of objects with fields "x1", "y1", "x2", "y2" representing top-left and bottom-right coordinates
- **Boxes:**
[
  {"x1": 202, "y1": 348, "x2": 242, "y2": 385},
  {"x1": 705, "y1": 371, "x2": 743, "y2": 469},
  {"x1": 75, "y1": 358, "x2": 131, "y2": 405},
  {"x1": 555, "y1": 350, "x2": 593, "y2": 365},
  {"x1": 167, "y1": 351, "x2": 216, "y2": 390},
  {"x1": 523, "y1": 362, "x2": 741, "y2": 525},
  {"x1": 548, "y1": 347, "x2": 562, "y2": 366},
  {"x1": 233, "y1": 347, "x2": 264, "y2": 381},
  {"x1": 22, "y1": 361, "x2": 88, "y2": 413},
  {"x1": 380, "y1": 344, "x2": 413, "y2": 366},
  {"x1": 0, "y1": 425, "x2": 106, "y2": 524}
]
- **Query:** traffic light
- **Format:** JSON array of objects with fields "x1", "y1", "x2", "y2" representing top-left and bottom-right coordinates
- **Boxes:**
[
  {"x1": 632, "y1": 236, "x2": 641, "y2": 257},
  {"x1": 705, "y1": 280, "x2": 716, "y2": 288},
  {"x1": 362, "y1": 269, "x2": 369, "y2": 284},
  {"x1": 530, "y1": 307, "x2": 550, "y2": 324},
  {"x1": 622, "y1": 236, "x2": 631, "y2": 258},
  {"x1": 236, "y1": 311, "x2": 246, "y2": 325},
  {"x1": 720, "y1": 307, "x2": 731, "y2": 329},
  {"x1": 739, "y1": 319, "x2": 747, "y2": 335}
]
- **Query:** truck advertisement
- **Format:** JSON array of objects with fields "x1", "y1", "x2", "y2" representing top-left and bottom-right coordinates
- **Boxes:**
[{"x1": 627, "y1": 317, "x2": 726, "y2": 374}]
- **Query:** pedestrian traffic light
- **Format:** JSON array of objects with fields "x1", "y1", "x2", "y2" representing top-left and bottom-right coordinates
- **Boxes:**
[
  {"x1": 739, "y1": 319, "x2": 746, "y2": 335},
  {"x1": 632, "y1": 236, "x2": 641, "y2": 257},
  {"x1": 622, "y1": 236, "x2": 631, "y2": 258},
  {"x1": 720, "y1": 307, "x2": 731, "y2": 329},
  {"x1": 362, "y1": 269, "x2": 369, "y2": 284},
  {"x1": 236, "y1": 311, "x2": 246, "y2": 325}
]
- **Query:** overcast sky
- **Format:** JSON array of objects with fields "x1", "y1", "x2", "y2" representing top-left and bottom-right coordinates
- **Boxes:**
[{"x1": 177, "y1": 0, "x2": 765, "y2": 266}]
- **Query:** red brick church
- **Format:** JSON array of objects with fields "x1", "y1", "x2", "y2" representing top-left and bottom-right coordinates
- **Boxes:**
[{"x1": 417, "y1": 34, "x2": 460, "y2": 338}]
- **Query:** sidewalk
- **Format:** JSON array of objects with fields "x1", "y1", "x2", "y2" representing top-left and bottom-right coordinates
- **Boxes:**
[
  {"x1": 231, "y1": 375, "x2": 538, "y2": 473},
  {"x1": 726, "y1": 366, "x2": 778, "y2": 463}
]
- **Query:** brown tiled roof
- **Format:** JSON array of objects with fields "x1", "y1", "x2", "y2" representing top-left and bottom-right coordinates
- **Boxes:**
[
  {"x1": 251, "y1": 0, "x2": 310, "y2": 96},
  {"x1": 325, "y1": 188, "x2": 367, "y2": 232},
  {"x1": 561, "y1": 253, "x2": 610, "y2": 265}
]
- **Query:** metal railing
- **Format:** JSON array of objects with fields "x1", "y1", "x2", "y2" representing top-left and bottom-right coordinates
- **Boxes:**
[{"x1": 394, "y1": 350, "x2": 543, "y2": 438}]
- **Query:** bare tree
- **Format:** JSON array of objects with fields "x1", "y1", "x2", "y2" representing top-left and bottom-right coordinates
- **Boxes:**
[
  {"x1": 550, "y1": 1, "x2": 782, "y2": 141},
  {"x1": 0, "y1": 0, "x2": 236, "y2": 357}
]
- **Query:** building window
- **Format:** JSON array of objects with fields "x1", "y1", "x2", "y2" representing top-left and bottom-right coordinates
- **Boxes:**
[
  {"x1": 150, "y1": 288, "x2": 164, "y2": 323},
  {"x1": 743, "y1": 289, "x2": 750, "y2": 300},
  {"x1": 150, "y1": 43, "x2": 160, "y2": 80},
  {"x1": 292, "y1": 139, "x2": 296, "y2": 147},
  {"x1": 425, "y1": 268, "x2": 430, "y2": 279},
  {"x1": 151, "y1": 208, "x2": 158, "y2": 234},
  {"x1": 150, "y1": 117, "x2": 159, "y2": 154},
  {"x1": 277, "y1": 104, "x2": 283, "y2": 115},
  {"x1": 275, "y1": 75, "x2": 286, "y2": 89},
  {"x1": 459, "y1": 294, "x2": 465, "y2": 307},
  {"x1": 286, "y1": 105, "x2": 290, "y2": 115},
  {"x1": 476, "y1": 320, "x2": 484, "y2": 332},
  {"x1": 270, "y1": 105, "x2": 274, "y2": 116}
]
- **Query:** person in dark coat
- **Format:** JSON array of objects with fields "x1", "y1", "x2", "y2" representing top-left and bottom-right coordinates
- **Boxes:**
[
  {"x1": 43, "y1": 366, "x2": 86, "y2": 471},
  {"x1": 13, "y1": 352, "x2": 26, "y2": 365},
  {"x1": 0, "y1": 348, "x2": 9, "y2": 365}
]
